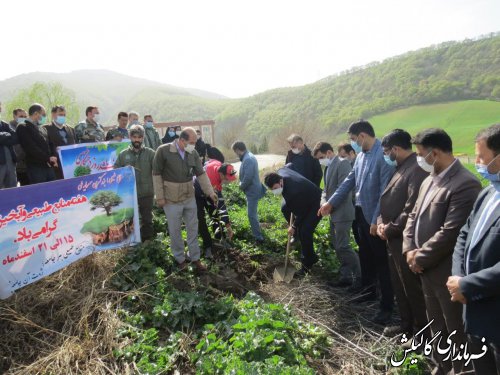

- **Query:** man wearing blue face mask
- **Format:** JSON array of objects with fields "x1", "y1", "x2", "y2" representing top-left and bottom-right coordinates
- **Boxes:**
[
  {"x1": 449, "y1": 124, "x2": 500, "y2": 374},
  {"x1": 44, "y1": 105, "x2": 76, "y2": 179},
  {"x1": 313, "y1": 141, "x2": 361, "y2": 289},
  {"x1": 143, "y1": 115, "x2": 161, "y2": 150},
  {"x1": 318, "y1": 120, "x2": 395, "y2": 325},
  {"x1": 16, "y1": 103, "x2": 58, "y2": 184},
  {"x1": 376, "y1": 129, "x2": 429, "y2": 338}
]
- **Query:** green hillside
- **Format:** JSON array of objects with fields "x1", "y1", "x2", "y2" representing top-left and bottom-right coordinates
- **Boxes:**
[
  {"x1": 368, "y1": 100, "x2": 500, "y2": 156},
  {"x1": 215, "y1": 34, "x2": 500, "y2": 144}
]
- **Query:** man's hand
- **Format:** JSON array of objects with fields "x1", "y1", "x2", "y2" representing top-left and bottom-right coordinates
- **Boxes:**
[
  {"x1": 288, "y1": 226, "x2": 295, "y2": 237},
  {"x1": 377, "y1": 223, "x2": 387, "y2": 240},
  {"x1": 369, "y1": 224, "x2": 378, "y2": 236},
  {"x1": 49, "y1": 156, "x2": 58, "y2": 167},
  {"x1": 156, "y1": 199, "x2": 167, "y2": 208},
  {"x1": 447, "y1": 276, "x2": 467, "y2": 304},
  {"x1": 406, "y1": 249, "x2": 423, "y2": 274},
  {"x1": 209, "y1": 193, "x2": 218, "y2": 204},
  {"x1": 317, "y1": 202, "x2": 333, "y2": 217}
]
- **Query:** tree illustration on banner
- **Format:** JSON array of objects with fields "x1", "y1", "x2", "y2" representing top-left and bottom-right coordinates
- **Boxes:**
[{"x1": 89, "y1": 191, "x2": 122, "y2": 216}]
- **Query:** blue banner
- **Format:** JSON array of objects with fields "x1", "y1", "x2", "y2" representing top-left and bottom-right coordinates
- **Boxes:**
[{"x1": 0, "y1": 167, "x2": 140, "y2": 299}]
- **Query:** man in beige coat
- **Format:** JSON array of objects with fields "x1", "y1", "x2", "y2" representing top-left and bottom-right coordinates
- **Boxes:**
[
  {"x1": 153, "y1": 127, "x2": 216, "y2": 271},
  {"x1": 403, "y1": 128, "x2": 481, "y2": 375}
]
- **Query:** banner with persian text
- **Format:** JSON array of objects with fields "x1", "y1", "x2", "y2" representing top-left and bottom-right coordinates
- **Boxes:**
[
  {"x1": 0, "y1": 166, "x2": 140, "y2": 299},
  {"x1": 58, "y1": 141, "x2": 130, "y2": 179}
]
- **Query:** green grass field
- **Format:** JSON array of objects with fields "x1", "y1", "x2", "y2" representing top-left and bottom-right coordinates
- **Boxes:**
[
  {"x1": 368, "y1": 100, "x2": 500, "y2": 156},
  {"x1": 81, "y1": 207, "x2": 134, "y2": 234}
]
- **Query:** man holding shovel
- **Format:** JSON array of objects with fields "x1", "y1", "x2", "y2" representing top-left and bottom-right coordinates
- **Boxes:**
[{"x1": 264, "y1": 166, "x2": 322, "y2": 277}]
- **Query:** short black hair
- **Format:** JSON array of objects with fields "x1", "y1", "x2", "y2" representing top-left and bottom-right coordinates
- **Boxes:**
[
  {"x1": 412, "y1": 128, "x2": 453, "y2": 153},
  {"x1": 337, "y1": 143, "x2": 355, "y2": 154},
  {"x1": 312, "y1": 141, "x2": 334, "y2": 156},
  {"x1": 179, "y1": 129, "x2": 191, "y2": 141},
  {"x1": 51, "y1": 105, "x2": 65, "y2": 113},
  {"x1": 86, "y1": 106, "x2": 97, "y2": 116},
  {"x1": 264, "y1": 172, "x2": 282, "y2": 188},
  {"x1": 476, "y1": 124, "x2": 500, "y2": 155},
  {"x1": 347, "y1": 120, "x2": 375, "y2": 137},
  {"x1": 117, "y1": 111, "x2": 128, "y2": 120},
  {"x1": 232, "y1": 141, "x2": 247, "y2": 152},
  {"x1": 381, "y1": 129, "x2": 412, "y2": 150},
  {"x1": 206, "y1": 146, "x2": 225, "y2": 163},
  {"x1": 144, "y1": 114, "x2": 153, "y2": 121},
  {"x1": 28, "y1": 103, "x2": 44, "y2": 116}
]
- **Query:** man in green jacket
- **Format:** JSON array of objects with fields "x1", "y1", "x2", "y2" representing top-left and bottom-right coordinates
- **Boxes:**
[
  {"x1": 153, "y1": 127, "x2": 216, "y2": 271},
  {"x1": 114, "y1": 125, "x2": 155, "y2": 241}
]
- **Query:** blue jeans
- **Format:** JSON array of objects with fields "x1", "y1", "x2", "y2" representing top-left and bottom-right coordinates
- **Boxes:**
[{"x1": 246, "y1": 195, "x2": 263, "y2": 241}]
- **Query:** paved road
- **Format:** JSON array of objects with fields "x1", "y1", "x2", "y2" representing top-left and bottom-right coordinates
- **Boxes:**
[{"x1": 231, "y1": 154, "x2": 286, "y2": 172}]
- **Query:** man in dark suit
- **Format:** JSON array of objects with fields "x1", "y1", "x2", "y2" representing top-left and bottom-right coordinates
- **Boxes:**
[
  {"x1": 377, "y1": 130, "x2": 429, "y2": 336},
  {"x1": 264, "y1": 166, "x2": 322, "y2": 276},
  {"x1": 0, "y1": 103, "x2": 18, "y2": 189},
  {"x1": 448, "y1": 124, "x2": 500, "y2": 374},
  {"x1": 16, "y1": 103, "x2": 58, "y2": 184},
  {"x1": 285, "y1": 134, "x2": 322, "y2": 187},
  {"x1": 313, "y1": 141, "x2": 361, "y2": 289},
  {"x1": 44, "y1": 105, "x2": 76, "y2": 179},
  {"x1": 403, "y1": 128, "x2": 482, "y2": 374}
]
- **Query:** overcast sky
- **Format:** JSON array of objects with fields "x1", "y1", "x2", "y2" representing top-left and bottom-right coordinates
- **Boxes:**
[{"x1": 1, "y1": 0, "x2": 498, "y2": 98}]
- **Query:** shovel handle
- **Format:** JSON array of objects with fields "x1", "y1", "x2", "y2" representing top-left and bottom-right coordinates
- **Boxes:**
[{"x1": 284, "y1": 213, "x2": 294, "y2": 273}]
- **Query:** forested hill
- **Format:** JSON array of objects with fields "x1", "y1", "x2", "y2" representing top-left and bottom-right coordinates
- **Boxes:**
[{"x1": 215, "y1": 33, "x2": 500, "y2": 140}]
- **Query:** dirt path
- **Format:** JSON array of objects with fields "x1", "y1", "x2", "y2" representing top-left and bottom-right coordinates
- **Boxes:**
[{"x1": 231, "y1": 153, "x2": 286, "y2": 172}]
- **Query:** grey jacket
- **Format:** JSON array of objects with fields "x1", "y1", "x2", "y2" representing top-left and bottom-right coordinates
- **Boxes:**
[{"x1": 321, "y1": 156, "x2": 354, "y2": 222}]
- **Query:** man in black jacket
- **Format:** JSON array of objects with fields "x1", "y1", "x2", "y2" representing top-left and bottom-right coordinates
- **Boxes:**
[
  {"x1": 0, "y1": 102, "x2": 18, "y2": 188},
  {"x1": 16, "y1": 103, "x2": 58, "y2": 184},
  {"x1": 285, "y1": 134, "x2": 322, "y2": 187},
  {"x1": 264, "y1": 166, "x2": 322, "y2": 276}
]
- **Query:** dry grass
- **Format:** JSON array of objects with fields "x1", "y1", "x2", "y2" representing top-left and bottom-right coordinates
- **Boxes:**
[
  {"x1": 260, "y1": 279, "x2": 402, "y2": 375},
  {"x1": 0, "y1": 250, "x2": 130, "y2": 375}
]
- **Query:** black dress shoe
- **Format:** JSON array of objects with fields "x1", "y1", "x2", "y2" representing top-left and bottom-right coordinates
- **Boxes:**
[
  {"x1": 295, "y1": 267, "x2": 310, "y2": 278},
  {"x1": 371, "y1": 310, "x2": 392, "y2": 325}
]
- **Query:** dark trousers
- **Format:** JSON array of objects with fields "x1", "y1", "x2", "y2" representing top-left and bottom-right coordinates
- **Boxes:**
[
  {"x1": 196, "y1": 195, "x2": 214, "y2": 250},
  {"x1": 387, "y1": 239, "x2": 427, "y2": 334},
  {"x1": 355, "y1": 207, "x2": 394, "y2": 311},
  {"x1": 296, "y1": 210, "x2": 321, "y2": 269},
  {"x1": 26, "y1": 165, "x2": 56, "y2": 184},
  {"x1": 17, "y1": 170, "x2": 30, "y2": 186},
  {"x1": 468, "y1": 335, "x2": 500, "y2": 375},
  {"x1": 138, "y1": 196, "x2": 154, "y2": 241},
  {"x1": 421, "y1": 267, "x2": 470, "y2": 374}
]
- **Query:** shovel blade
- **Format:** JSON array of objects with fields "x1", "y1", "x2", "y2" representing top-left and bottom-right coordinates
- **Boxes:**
[{"x1": 273, "y1": 266, "x2": 295, "y2": 283}]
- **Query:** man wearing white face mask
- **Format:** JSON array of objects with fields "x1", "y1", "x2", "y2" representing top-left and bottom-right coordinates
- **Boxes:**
[
  {"x1": 44, "y1": 105, "x2": 76, "y2": 179},
  {"x1": 403, "y1": 128, "x2": 481, "y2": 375},
  {"x1": 285, "y1": 134, "x2": 322, "y2": 187},
  {"x1": 0, "y1": 102, "x2": 18, "y2": 188},
  {"x1": 264, "y1": 166, "x2": 322, "y2": 277},
  {"x1": 75, "y1": 106, "x2": 105, "y2": 143},
  {"x1": 313, "y1": 141, "x2": 361, "y2": 289},
  {"x1": 153, "y1": 127, "x2": 217, "y2": 272},
  {"x1": 449, "y1": 124, "x2": 500, "y2": 374}
]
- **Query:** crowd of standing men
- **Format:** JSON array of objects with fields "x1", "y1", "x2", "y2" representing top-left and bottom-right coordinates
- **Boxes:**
[
  {"x1": 1, "y1": 101, "x2": 499, "y2": 374},
  {"x1": 259, "y1": 121, "x2": 499, "y2": 375}
]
